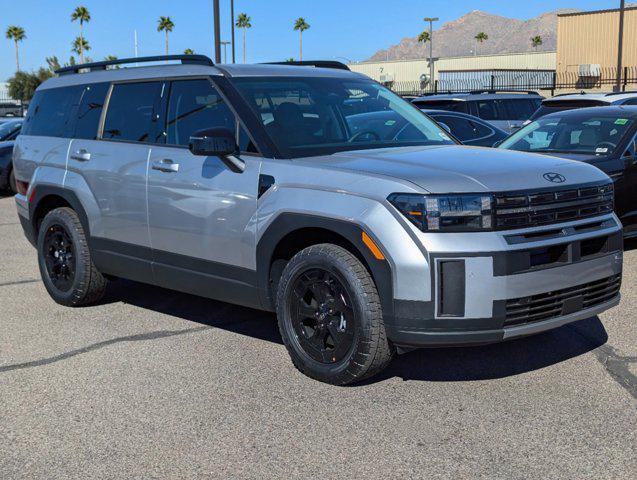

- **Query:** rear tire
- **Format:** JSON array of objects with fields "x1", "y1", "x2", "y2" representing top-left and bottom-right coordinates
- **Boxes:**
[
  {"x1": 276, "y1": 244, "x2": 394, "y2": 385},
  {"x1": 8, "y1": 168, "x2": 16, "y2": 194},
  {"x1": 37, "y1": 207, "x2": 107, "y2": 307}
]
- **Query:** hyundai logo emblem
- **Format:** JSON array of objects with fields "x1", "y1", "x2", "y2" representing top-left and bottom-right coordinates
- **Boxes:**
[{"x1": 543, "y1": 172, "x2": 566, "y2": 183}]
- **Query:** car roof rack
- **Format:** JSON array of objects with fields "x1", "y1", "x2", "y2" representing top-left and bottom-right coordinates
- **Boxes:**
[
  {"x1": 468, "y1": 89, "x2": 540, "y2": 95},
  {"x1": 55, "y1": 54, "x2": 215, "y2": 75},
  {"x1": 263, "y1": 60, "x2": 350, "y2": 71}
]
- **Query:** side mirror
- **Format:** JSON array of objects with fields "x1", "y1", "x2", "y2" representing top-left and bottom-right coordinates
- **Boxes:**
[
  {"x1": 189, "y1": 127, "x2": 238, "y2": 157},
  {"x1": 189, "y1": 127, "x2": 245, "y2": 173}
]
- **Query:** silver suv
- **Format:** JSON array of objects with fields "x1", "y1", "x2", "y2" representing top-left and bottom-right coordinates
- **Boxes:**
[{"x1": 13, "y1": 56, "x2": 623, "y2": 384}]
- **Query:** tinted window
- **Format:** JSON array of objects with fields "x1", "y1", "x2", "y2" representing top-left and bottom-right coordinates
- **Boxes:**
[
  {"x1": 414, "y1": 100, "x2": 468, "y2": 113},
  {"x1": 21, "y1": 86, "x2": 82, "y2": 137},
  {"x1": 165, "y1": 79, "x2": 235, "y2": 146},
  {"x1": 102, "y1": 82, "x2": 162, "y2": 142},
  {"x1": 74, "y1": 83, "x2": 109, "y2": 140},
  {"x1": 433, "y1": 115, "x2": 478, "y2": 141},
  {"x1": 0, "y1": 120, "x2": 22, "y2": 141},
  {"x1": 622, "y1": 98, "x2": 637, "y2": 105},
  {"x1": 504, "y1": 98, "x2": 541, "y2": 120}
]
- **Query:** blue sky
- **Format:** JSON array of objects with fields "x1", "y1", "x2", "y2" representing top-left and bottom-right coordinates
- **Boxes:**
[{"x1": 0, "y1": 0, "x2": 620, "y2": 80}]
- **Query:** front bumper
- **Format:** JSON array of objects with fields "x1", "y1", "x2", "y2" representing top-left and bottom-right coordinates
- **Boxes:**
[{"x1": 385, "y1": 214, "x2": 623, "y2": 347}]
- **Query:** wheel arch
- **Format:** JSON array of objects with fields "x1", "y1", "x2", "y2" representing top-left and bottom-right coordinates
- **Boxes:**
[
  {"x1": 256, "y1": 213, "x2": 394, "y2": 317},
  {"x1": 30, "y1": 186, "x2": 91, "y2": 241}
]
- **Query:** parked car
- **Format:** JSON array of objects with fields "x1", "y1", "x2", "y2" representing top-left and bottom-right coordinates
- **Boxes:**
[
  {"x1": 529, "y1": 91, "x2": 637, "y2": 121},
  {"x1": 0, "y1": 119, "x2": 23, "y2": 193},
  {"x1": 498, "y1": 106, "x2": 637, "y2": 238},
  {"x1": 421, "y1": 109, "x2": 508, "y2": 147},
  {"x1": 13, "y1": 55, "x2": 623, "y2": 384},
  {"x1": 0, "y1": 102, "x2": 22, "y2": 117},
  {"x1": 411, "y1": 90, "x2": 543, "y2": 133}
]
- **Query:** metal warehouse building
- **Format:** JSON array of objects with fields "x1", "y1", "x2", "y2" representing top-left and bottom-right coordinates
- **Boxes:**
[{"x1": 557, "y1": 6, "x2": 637, "y2": 75}]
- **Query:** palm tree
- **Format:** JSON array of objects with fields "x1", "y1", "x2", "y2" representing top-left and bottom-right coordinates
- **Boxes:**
[
  {"x1": 418, "y1": 30, "x2": 430, "y2": 45},
  {"x1": 157, "y1": 16, "x2": 175, "y2": 55},
  {"x1": 474, "y1": 32, "x2": 488, "y2": 55},
  {"x1": 72, "y1": 37, "x2": 90, "y2": 58},
  {"x1": 71, "y1": 6, "x2": 91, "y2": 63},
  {"x1": 5, "y1": 26, "x2": 26, "y2": 72},
  {"x1": 531, "y1": 35, "x2": 543, "y2": 51},
  {"x1": 235, "y1": 13, "x2": 251, "y2": 63},
  {"x1": 184, "y1": 48, "x2": 194, "y2": 55},
  {"x1": 293, "y1": 18, "x2": 310, "y2": 61}
]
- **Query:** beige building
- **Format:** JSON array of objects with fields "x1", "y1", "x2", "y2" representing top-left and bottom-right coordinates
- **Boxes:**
[
  {"x1": 349, "y1": 52, "x2": 557, "y2": 84},
  {"x1": 557, "y1": 7, "x2": 637, "y2": 75}
]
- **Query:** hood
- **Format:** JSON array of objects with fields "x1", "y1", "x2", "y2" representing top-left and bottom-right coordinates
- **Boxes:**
[{"x1": 304, "y1": 145, "x2": 610, "y2": 193}]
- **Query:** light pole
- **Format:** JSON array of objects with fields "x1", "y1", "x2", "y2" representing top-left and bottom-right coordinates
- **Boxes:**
[
  {"x1": 230, "y1": 0, "x2": 236, "y2": 63},
  {"x1": 423, "y1": 17, "x2": 438, "y2": 89},
  {"x1": 221, "y1": 41, "x2": 231, "y2": 63},
  {"x1": 615, "y1": 0, "x2": 626, "y2": 91},
  {"x1": 213, "y1": 0, "x2": 221, "y2": 63}
]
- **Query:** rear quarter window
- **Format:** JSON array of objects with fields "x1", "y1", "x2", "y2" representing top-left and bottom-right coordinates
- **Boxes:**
[{"x1": 21, "y1": 86, "x2": 83, "y2": 137}]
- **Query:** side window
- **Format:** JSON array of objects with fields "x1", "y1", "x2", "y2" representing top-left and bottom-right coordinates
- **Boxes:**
[
  {"x1": 622, "y1": 98, "x2": 637, "y2": 106},
  {"x1": 74, "y1": 82, "x2": 109, "y2": 140},
  {"x1": 504, "y1": 99, "x2": 541, "y2": 121},
  {"x1": 434, "y1": 115, "x2": 475, "y2": 141},
  {"x1": 165, "y1": 79, "x2": 235, "y2": 146},
  {"x1": 475, "y1": 100, "x2": 500, "y2": 121},
  {"x1": 469, "y1": 120, "x2": 493, "y2": 138},
  {"x1": 21, "y1": 86, "x2": 83, "y2": 137},
  {"x1": 102, "y1": 82, "x2": 162, "y2": 143}
]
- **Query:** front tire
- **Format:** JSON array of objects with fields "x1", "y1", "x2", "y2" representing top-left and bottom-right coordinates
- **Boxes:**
[
  {"x1": 8, "y1": 168, "x2": 16, "y2": 194},
  {"x1": 276, "y1": 244, "x2": 394, "y2": 385},
  {"x1": 37, "y1": 207, "x2": 107, "y2": 306}
]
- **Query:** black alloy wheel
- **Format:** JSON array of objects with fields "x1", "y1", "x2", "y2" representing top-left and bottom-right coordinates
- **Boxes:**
[
  {"x1": 288, "y1": 268, "x2": 356, "y2": 364},
  {"x1": 42, "y1": 224, "x2": 76, "y2": 292}
]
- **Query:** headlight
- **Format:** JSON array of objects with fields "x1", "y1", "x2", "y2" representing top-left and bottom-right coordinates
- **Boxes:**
[{"x1": 388, "y1": 193, "x2": 494, "y2": 232}]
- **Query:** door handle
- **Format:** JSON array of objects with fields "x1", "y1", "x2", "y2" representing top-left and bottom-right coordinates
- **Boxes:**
[
  {"x1": 152, "y1": 159, "x2": 180, "y2": 173},
  {"x1": 70, "y1": 149, "x2": 91, "y2": 162}
]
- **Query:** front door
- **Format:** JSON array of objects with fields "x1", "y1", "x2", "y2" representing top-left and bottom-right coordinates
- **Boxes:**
[{"x1": 146, "y1": 78, "x2": 262, "y2": 307}]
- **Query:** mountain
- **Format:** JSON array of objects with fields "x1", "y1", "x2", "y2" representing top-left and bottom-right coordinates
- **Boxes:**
[{"x1": 366, "y1": 9, "x2": 579, "y2": 61}]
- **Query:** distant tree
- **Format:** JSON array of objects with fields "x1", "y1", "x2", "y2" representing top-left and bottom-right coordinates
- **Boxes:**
[
  {"x1": 104, "y1": 55, "x2": 118, "y2": 61},
  {"x1": 45, "y1": 56, "x2": 61, "y2": 72},
  {"x1": 6, "y1": 26, "x2": 26, "y2": 72},
  {"x1": 285, "y1": 57, "x2": 295, "y2": 62},
  {"x1": 474, "y1": 32, "x2": 488, "y2": 55},
  {"x1": 72, "y1": 37, "x2": 91, "y2": 58},
  {"x1": 157, "y1": 16, "x2": 175, "y2": 55},
  {"x1": 293, "y1": 17, "x2": 310, "y2": 61},
  {"x1": 184, "y1": 48, "x2": 194, "y2": 55},
  {"x1": 417, "y1": 30, "x2": 430, "y2": 44},
  {"x1": 236, "y1": 13, "x2": 251, "y2": 63},
  {"x1": 71, "y1": 6, "x2": 91, "y2": 63},
  {"x1": 7, "y1": 68, "x2": 53, "y2": 102},
  {"x1": 531, "y1": 35, "x2": 543, "y2": 50}
]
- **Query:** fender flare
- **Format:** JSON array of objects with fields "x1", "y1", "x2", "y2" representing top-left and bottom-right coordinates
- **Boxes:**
[
  {"x1": 256, "y1": 213, "x2": 394, "y2": 317},
  {"x1": 29, "y1": 185, "x2": 91, "y2": 241}
]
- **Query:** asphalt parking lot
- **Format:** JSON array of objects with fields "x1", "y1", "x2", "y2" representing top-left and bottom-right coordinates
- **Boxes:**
[{"x1": 0, "y1": 195, "x2": 635, "y2": 479}]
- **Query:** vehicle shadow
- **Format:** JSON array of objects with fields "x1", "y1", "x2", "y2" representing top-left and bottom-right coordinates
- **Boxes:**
[
  {"x1": 624, "y1": 238, "x2": 637, "y2": 251},
  {"x1": 102, "y1": 279, "x2": 608, "y2": 385}
]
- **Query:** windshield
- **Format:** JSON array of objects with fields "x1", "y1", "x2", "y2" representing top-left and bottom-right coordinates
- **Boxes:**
[
  {"x1": 0, "y1": 120, "x2": 22, "y2": 141},
  {"x1": 232, "y1": 76, "x2": 455, "y2": 158},
  {"x1": 499, "y1": 114, "x2": 634, "y2": 155}
]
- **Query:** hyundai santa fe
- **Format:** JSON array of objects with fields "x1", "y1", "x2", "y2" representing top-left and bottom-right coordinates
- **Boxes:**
[{"x1": 12, "y1": 55, "x2": 623, "y2": 384}]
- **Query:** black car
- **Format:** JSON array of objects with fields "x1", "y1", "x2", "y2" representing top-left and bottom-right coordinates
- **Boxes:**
[
  {"x1": 498, "y1": 106, "x2": 637, "y2": 237},
  {"x1": 422, "y1": 109, "x2": 508, "y2": 147},
  {"x1": 0, "y1": 119, "x2": 23, "y2": 193}
]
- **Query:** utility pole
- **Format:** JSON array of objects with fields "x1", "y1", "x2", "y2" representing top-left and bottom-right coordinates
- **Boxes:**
[
  {"x1": 230, "y1": 0, "x2": 236, "y2": 63},
  {"x1": 213, "y1": 0, "x2": 221, "y2": 63},
  {"x1": 615, "y1": 0, "x2": 626, "y2": 91},
  {"x1": 423, "y1": 17, "x2": 439, "y2": 89}
]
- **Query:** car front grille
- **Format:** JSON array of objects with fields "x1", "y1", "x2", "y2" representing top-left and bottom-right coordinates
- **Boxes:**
[
  {"x1": 504, "y1": 274, "x2": 621, "y2": 327},
  {"x1": 494, "y1": 183, "x2": 614, "y2": 230}
]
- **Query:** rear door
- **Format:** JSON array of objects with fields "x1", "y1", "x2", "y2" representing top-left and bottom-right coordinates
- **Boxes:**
[
  {"x1": 67, "y1": 81, "x2": 163, "y2": 273},
  {"x1": 146, "y1": 78, "x2": 262, "y2": 306}
]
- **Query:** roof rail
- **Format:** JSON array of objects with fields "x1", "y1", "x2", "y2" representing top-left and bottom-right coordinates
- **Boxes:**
[
  {"x1": 264, "y1": 60, "x2": 350, "y2": 71},
  {"x1": 468, "y1": 89, "x2": 540, "y2": 95},
  {"x1": 55, "y1": 54, "x2": 215, "y2": 75}
]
